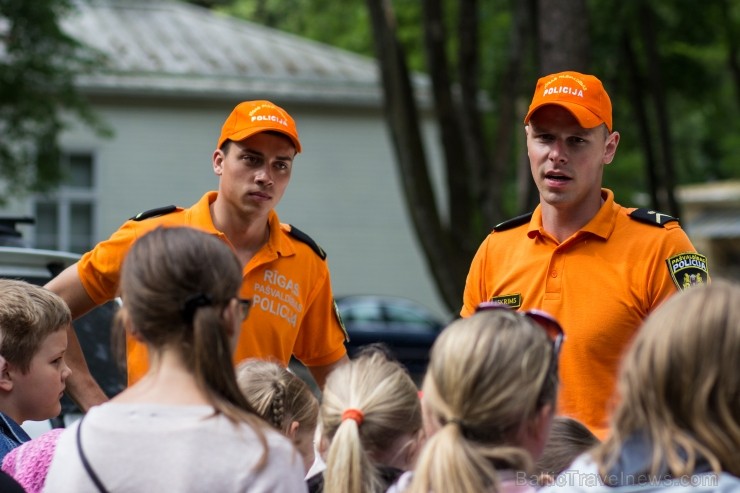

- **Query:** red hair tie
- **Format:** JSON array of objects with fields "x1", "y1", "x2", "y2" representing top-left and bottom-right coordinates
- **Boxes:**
[{"x1": 341, "y1": 408, "x2": 364, "y2": 426}]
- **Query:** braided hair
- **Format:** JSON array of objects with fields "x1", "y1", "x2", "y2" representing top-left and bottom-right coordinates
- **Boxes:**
[
  {"x1": 236, "y1": 358, "x2": 318, "y2": 435},
  {"x1": 268, "y1": 379, "x2": 287, "y2": 430}
]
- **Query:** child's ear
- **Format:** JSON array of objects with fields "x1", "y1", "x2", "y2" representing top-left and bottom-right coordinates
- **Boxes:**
[
  {"x1": 121, "y1": 309, "x2": 144, "y2": 343},
  {"x1": 403, "y1": 428, "x2": 426, "y2": 469},
  {"x1": 317, "y1": 435, "x2": 330, "y2": 460},
  {"x1": 287, "y1": 420, "x2": 300, "y2": 440},
  {"x1": 524, "y1": 401, "x2": 554, "y2": 448},
  {"x1": 0, "y1": 356, "x2": 14, "y2": 392}
]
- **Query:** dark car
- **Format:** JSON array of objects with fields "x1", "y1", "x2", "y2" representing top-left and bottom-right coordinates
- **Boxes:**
[
  {"x1": 336, "y1": 294, "x2": 449, "y2": 378},
  {"x1": 0, "y1": 217, "x2": 125, "y2": 435}
]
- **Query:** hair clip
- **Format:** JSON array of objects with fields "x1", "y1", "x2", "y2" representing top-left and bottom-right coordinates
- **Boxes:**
[{"x1": 181, "y1": 293, "x2": 213, "y2": 324}]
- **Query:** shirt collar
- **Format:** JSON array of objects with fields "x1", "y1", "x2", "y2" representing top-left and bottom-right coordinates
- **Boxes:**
[
  {"x1": 191, "y1": 192, "x2": 295, "y2": 258},
  {"x1": 528, "y1": 188, "x2": 618, "y2": 240},
  {"x1": 189, "y1": 191, "x2": 221, "y2": 234},
  {"x1": 268, "y1": 209, "x2": 295, "y2": 258}
]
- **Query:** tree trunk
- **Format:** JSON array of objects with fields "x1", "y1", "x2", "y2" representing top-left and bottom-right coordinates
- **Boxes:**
[
  {"x1": 458, "y1": 0, "x2": 493, "y2": 233},
  {"x1": 536, "y1": 0, "x2": 590, "y2": 74},
  {"x1": 365, "y1": 0, "x2": 467, "y2": 311},
  {"x1": 420, "y1": 0, "x2": 477, "y2": 255},
  {"x1": 720, "y1": 0, "x2": 740, "y2": 109},
  {"x1": 622, "y1": 33, "x2": 661, "y2": 210},
  {"x1": 639, "y1": 1, "x2": 681, "y2": 217},
  {"x1": 487, "y1": 0, "x2": 532, "y2": 223}
]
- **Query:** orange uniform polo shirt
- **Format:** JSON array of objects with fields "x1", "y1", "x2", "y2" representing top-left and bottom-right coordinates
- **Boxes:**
[
  {"x1": 461, "y1": 189, "x2": 705, "y2": 439},
  {"x1": 77, "y1": 192, "x2": 347, "y2": 384}
]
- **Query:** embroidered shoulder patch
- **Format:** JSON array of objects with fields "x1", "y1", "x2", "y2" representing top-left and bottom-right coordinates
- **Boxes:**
[
  {"x1": 130, "y1": 205, "x2": 179, "y2": 221},
  {"x1": 629, "y1": 208, "x2": 678, "y2": 227},
  {"x1": 493, "y1": 213, "x2": 533, "y2": 232},
  {"x1": 490, "y1": 294, "x2": 522, "y2": 308},
  {"x1": 333, "y1": 299, "x2": 349, "y2": 342},
  {"x1": 287, "y1": 225, "x2": 326, "y2": 260},
  {"x1": 666, "y1": 253, "x2": 709, "y2": 291}
]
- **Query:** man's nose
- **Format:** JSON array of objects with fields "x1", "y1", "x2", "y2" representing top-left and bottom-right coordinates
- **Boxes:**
[
  {"x1": 255, "y1": 166, "x2": 273, "y2": 185},
  {"x1": 548, "y1": 140, "x2": 567, "y2": 163}
]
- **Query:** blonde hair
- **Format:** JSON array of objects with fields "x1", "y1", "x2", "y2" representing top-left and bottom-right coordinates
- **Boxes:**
[
  {"x1": 408, "y1": 309, "x2": 558, "y2": 493},
  {"x1": 0, "y1": 279, "x2": 71, "y2": 373},
  {"x1": 236, "y1": 358, "x2": 318, "y2": 435},
  {"x1": 320, "y1": 349, "x2": 422, "y2": 493},
  {"x1": 594, "y1": 280, "x2": 740, "y2": 479}
]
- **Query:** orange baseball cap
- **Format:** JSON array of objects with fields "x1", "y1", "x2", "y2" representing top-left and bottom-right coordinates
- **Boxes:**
[
  {"x1": 217, "y1": 100, "x2": 302, "y2": 152},
  {"x1": 524, "y1": 71, "x2": 612, "y2": 131}
]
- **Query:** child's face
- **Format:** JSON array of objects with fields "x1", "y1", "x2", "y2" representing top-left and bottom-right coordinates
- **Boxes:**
[{"x1": 12, "y1": 326, "x2": 72, "y2": 422}]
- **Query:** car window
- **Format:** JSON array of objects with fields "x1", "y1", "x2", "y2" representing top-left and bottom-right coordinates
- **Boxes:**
[
  {"x1": 384, "y1": 304, "x2": 438, "y2": 330},
  {"x1": 341, "y1": 302, "x2": 383, "y2": 323}
]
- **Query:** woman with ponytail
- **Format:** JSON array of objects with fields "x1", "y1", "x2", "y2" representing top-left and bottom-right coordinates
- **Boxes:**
[
  {"x1": 398, "y1": 304, "x2": 562, "y2": 493},
  {"x1": 314, "y1": 347, "x2": 423, "y2": 493},
  {"x1": 44, "y1": 227, "x2": 307, "y2": 492}
]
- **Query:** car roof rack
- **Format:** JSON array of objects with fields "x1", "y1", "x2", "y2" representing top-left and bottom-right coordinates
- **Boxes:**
[{"x1": 0, "y1": 217, "x2": 36, "y2": 247}]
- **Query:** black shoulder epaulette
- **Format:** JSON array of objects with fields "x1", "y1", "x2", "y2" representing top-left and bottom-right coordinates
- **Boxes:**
[
  {"x1": 628, "y1": 208, "x2": 678, "y2": 227},
  {"x1": 130, "y1": 205, "x2": 178, "y2": 221},
  {"x1": 493, "y1": 212, "x2": 533, "y2": 232},
  {"x1": 288, "y1": 225, "x2": 326, "y2": 260}
]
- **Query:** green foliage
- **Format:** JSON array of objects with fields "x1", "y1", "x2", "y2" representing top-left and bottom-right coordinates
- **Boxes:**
[
  {"x1": 0, "y1": 0, "x2": 109, "y2": 203},
  {"x1": 590, "y1": 0, "x2": 740, "y2": 203},
  {"x1": 209, "y1": 0, "x2": 739, "y2": 206},
  {"x1": 220, "y1": 0, "x2": 375, "y2": 58}
]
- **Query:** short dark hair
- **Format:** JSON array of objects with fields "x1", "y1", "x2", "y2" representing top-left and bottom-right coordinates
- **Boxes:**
[{"x1": 536, "y1": 416, "x2": 600, "y2": 480}]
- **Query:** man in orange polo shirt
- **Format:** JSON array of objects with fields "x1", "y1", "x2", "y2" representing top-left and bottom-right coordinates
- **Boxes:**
[
  {"x1": 47, "y1": 100, "x2": 349, "y2": 411},
  {"x1": 461, "y1": 72, "x2": 708, "y2": 439}
]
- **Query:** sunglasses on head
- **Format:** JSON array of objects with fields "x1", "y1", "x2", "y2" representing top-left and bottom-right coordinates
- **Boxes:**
[
  {"x1": 475, "y1": 301, "x2": 564, "y2": 406},
  {"x1": 474, "y1": 301, "x2": 564, "y2": 360}
]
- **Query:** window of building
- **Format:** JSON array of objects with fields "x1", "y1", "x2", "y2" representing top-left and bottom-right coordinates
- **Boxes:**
[{"x1": 33, "y1": 152, "x2": 96, "y2": 253}]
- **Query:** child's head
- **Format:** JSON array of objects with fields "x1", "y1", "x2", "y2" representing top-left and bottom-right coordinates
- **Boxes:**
[
  {"x1": 0, "y1": 279, "x2": 72, "y2": 423},
  {"x1": 236, "y1": 358, "x2": 319, "y2": 472},
  {"x1": 408, "y1": 306, "x2": 560, "y2": 493},
  {"x1": 118, "y1": 226, "x2": 255, "y2": 421},
  {"x1": 536, "y1": 416, "x2": 600, "y2": 485},
  {"x1": 320, "y1": 348, "x2": 423, "y2": 493},
  {"x1": 595, "y1": 280, "x2": 740, "y2": 478}
]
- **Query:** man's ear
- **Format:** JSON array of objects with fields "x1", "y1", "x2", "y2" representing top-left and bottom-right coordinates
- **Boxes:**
[
  {"x1": 212, "y1": 149, "x2": 225, "y2": 176},
  {"x1": 0, "y1": 356, "x2": 14, "y2": 392},
  {"x1": 603, "y1": 131, "x2": 620, "y2": 165}
]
